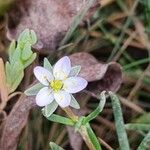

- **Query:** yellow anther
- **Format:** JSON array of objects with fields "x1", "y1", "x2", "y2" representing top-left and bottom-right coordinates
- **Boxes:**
[{"x1": 50, "y1": 80, "x2": 63, "y2": 92}]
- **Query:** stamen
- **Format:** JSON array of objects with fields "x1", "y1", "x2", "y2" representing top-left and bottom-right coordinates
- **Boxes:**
[{"x1": 50, "y1": 80, "x2": 63, "y2": 92}]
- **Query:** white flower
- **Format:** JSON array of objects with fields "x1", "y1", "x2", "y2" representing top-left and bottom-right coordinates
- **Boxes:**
[{"x1": 33, "y1": 56, "x2": 87, "y2": 108}]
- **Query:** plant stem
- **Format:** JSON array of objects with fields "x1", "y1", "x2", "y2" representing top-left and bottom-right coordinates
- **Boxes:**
[
  {"x1": 79, "y1": 126, "x2": 96, "y2": 150},
  {"x1": 63, "y1": 107, "x2": 97, "y2": 150},
  {"x1": 63, "y1": 107, "x2": 78, "y2": 122}
]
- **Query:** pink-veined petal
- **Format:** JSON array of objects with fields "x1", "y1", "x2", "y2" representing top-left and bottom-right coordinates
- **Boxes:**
[
  {"x1": 53, "y1": 56, "x2": 71, "y2": 80},
  {"x1": 36, "y1": 87, "x2": 54, "y2": 107},
  {"x1": 34, "y1": 66, "x2": 54, "y2": 85},
  {"x1": 63, "y1": 77, "x2": 88, "y2": 93},
  {"x1": 54, "y1": 90, "x2": 71, "y2": 108}
]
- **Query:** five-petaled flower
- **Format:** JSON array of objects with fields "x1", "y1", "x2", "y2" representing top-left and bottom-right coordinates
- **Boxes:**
[{"x1": 34, "y1": 56, "x2": 87, "y2": 108}]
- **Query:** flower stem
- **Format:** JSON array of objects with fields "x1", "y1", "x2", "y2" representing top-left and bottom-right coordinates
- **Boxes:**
[
  {"x1": 79, "y1": 126, "x2": 97, "y2": 150},
  {"x1": 63, "y1": 107, "x2": 97, "y2": 150}
]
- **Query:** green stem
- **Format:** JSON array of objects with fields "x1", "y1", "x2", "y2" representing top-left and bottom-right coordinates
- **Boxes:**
[
  {"x1": 63, "y1": 107, "x2": 100, "y2": 150},
  {"x1": 79, "y1": 126, "x2": 96, "y2": 150}
]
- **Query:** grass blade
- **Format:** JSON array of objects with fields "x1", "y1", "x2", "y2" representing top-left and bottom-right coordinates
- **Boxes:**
[
  {"x1": 109, "y1": 91, "x2": 130, "y2": 150},
  {"x1": 84, "y1": 91, "x2": 106, "y2": 124},
  {"x1": 60, "y1": 0, "x2": 96, "y2": 46},
  {"x1": 49, "y1": 142, "x2": 64, "y2": 150},
  {"x1": 125, "y1": 123, "x2": 150, "y2": 131},
  {"x1": 137, "y1": 131, "x2": 150, "y2": 150},
  {"x1": 45, "y1": 114, "x2": 74, "y2": 126}
]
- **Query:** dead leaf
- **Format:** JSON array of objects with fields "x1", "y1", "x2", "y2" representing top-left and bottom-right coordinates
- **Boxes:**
[
  {"x1": 7, "y1": 0, "x2": 99, "y2": 51},
  {"x1": 0, "y1": 94, "x2": 36, "y2": 150},
  {"x1": 0, "y1": 58, "x2": 8, "y2": 112},
  {"x1": 69, "y1": 52, "x2": 122, "y2": 94}
]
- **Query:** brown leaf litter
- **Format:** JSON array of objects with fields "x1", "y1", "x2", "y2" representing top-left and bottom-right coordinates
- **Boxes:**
[{"x1": 7, "y1": 0, "x2": 99, "y2": 51}]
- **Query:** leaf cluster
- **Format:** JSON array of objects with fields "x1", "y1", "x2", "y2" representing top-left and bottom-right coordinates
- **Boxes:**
[{"x1": 5, "y1": 29, "x2": 37, "y2": 93}]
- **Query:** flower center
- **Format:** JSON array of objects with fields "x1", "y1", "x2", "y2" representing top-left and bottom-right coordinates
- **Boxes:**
[{"x1": 50, "y1": 80, "x2": 63, "y2": 92}]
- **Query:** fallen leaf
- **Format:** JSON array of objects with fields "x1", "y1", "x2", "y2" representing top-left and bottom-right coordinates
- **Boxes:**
[
  {"x1": 7, "y1": 0, "x2": 99, "y2": 51},
  {"x1": 69, "y1": 52, "x2": 122, "y2": 94},
  {"x1": 0, "y1": 94, "x2": 36, "y2": 150}
]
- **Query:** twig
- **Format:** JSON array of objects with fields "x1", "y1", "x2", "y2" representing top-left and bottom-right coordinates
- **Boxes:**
[{"x1": 98, "y1": 137, "x2": 114, "y2": 150}]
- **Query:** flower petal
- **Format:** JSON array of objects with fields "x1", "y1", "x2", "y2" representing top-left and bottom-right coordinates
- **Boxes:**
[
  {"x1": 54, "y1": 90, "x2": 71, "y2": 108},
  {"x1": 34, "y1": 66, "x2": 54, "y2": 85},
  {"x1": 36, "y1": 87, "x2": 54, "y2": 107},
  {"x1": 53, "y1": 56, "x2": 71, "y2": 80},
  {"x1": 63, "y1": 77, "x2": 88, "y2": 93}
]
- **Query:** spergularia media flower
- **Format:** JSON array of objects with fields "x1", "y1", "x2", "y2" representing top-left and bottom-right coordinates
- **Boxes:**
[{"x1": 33, "y1": 56, "x2": 87, "y2": 108}]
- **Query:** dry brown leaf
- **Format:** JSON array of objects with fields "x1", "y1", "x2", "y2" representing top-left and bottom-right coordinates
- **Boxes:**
[
  {"x1": 0, "y1": 94, "x2": 36, "y2": 150},
  {"x1": 0, "y1": 58, "x2": 8, "y2": 112},
  {"x1": 69, "y1": 52, "x2": 122, "y2": 94},
  {"x1": 7, "y1": 0, "x2": 99, "y2": 51}
]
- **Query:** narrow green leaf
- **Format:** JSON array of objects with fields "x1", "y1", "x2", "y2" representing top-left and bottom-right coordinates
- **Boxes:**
[
  {"x1": 6, "y1": 61, "x2": 24, "y2": 93},
  {"x1": 43, "y1": 101, "x2": 58, "y2": 117},
  {"x1": 10, "y1": 62, "x2": 24, "y2": 93},
  {"x1": 8, "y1": 40, "x2": 16, "y2": 60},
  {"x1": 86, "y1": 123, "x2": 102, "y2": 150},
  {"x1": 69, "y1": 66, "x2": 81, "y2": 77},
  {"x1": 49, "y1": 142, "x2": 65, "y2": 150},
  {"x1": 24, "y1": 83, "x2": 44, "y2": 96},
  {"x1": 134, "y1": 113, "x2": 150, "y2": 124},
  {"x1": 21, "y1": 42, "x2": 33, "y2": 60},
  {"x1": 84, "y1": 91, "x2": 106, "y2": 124},
  {"x1": 10, "y1": 47, "x2": 22, "y2": 64},
  {"x1": 109, "y1": 91, "x2": 130, "y2": 150},
  {"x1": 43, "y1": 57, "x2": 53, "y2": 72},
  {"x1": 137, "y1": 131, "x2": 150, "y2": 150},
  {"x1": 44, "y1": 114, "x2": 74, "y2": 126},
  {"x1": 70, "y1": 95, "x2": 80, "y2": 109},
  {"x1": 18, "y1": 29, "x2": 30, "y2": 45},
  {"x1": 125, "y1": 123, "x2": 150, "y2": 131},
  {"x1": 30, "y1": 30, "x2": 37, "y2": 45},
  {"x1": 75, "y1": 116, "x2": 85, "y2": 132},
  {"x1": 23, "y1": 53, "x2": 37, "y2": 68}
]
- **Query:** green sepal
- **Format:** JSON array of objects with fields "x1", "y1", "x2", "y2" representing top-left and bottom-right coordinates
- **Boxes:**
[
  {"x1": 43, "y1": 57, "x2": 53, "y2": 72},
  {"x1": 69, "y1": 65, "x2": 81, "y2": 77},
  {"x1": 24, "y1": 83, "x2": 44, "y2": 96},
  {"x1": 70, "y1": 95, "x2": 80, "y2": 109},
  {"x1": 42, "y1": 101, "x2": 58, "y2": 117}
]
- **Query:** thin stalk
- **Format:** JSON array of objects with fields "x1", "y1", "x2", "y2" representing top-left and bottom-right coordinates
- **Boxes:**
[{"x1": 63, "y1": 107, "x2": 99, "y2": 150}]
